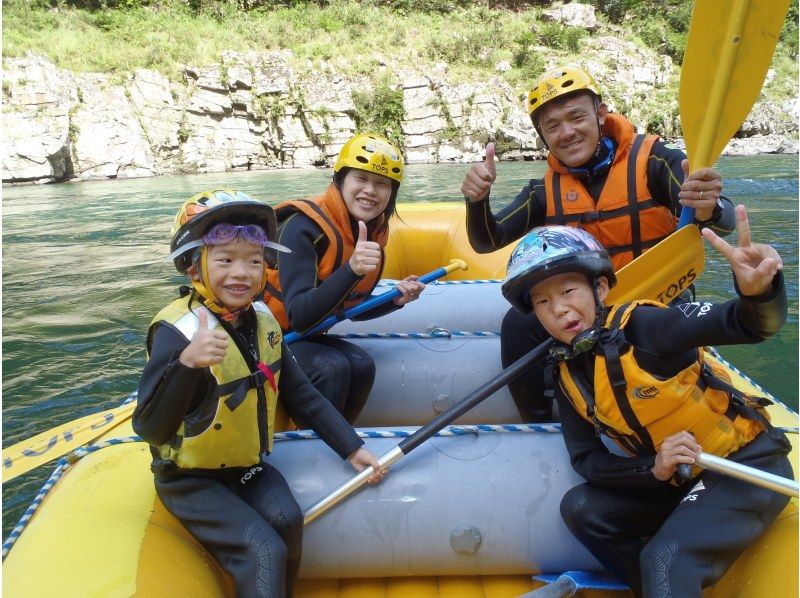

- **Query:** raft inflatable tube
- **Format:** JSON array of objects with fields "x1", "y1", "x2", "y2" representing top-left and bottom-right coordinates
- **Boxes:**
[{"x1": 3, "y1": 203, "x2": 798, "y2": 598}]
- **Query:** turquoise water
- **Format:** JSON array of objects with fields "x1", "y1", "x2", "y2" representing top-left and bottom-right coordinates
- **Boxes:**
[{"x1": 2, "y1": 155, "x2": 798, "y2": 537}]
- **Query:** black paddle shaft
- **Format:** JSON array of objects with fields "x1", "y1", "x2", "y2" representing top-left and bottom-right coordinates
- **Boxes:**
[{"x1": 398, "y1": 338, "x2": 554, "y2": 454}]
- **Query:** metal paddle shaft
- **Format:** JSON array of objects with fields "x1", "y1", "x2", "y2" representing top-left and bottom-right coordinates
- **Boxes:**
[
  {"x1": 284, "y1": 259, "x2": 467, "y2": 343},
  {"x1": 303, "y1": 337, "x2": 554, "y2": 525},
  {"x1": 696, "y1": 452, "x2": 799, "y2": 498},
  {"x1": 398, "y1": 339, "x2": 553, "y2": 454}
]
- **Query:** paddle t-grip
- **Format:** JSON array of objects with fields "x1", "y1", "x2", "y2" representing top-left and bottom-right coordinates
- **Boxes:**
[{"x1": 676, "y1": 463, "x2": 693, "y2": 484}]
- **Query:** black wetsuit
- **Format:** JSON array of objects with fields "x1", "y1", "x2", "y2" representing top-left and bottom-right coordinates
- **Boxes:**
[
  {"x1": 274, "y1": 212, "x2": 398, "y2": 425},
  {"x1": 133, "y1": 307, "x2": 363, "y2": 598},
  {"x1": 466, "y1": 140, "x2": 736, "y2": 422},
  {"x1": 556, "y1": 274, "x2": 792, "y2": 597}
]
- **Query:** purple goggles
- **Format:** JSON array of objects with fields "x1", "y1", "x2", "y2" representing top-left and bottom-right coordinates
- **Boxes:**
[
  {"x1": 167, "y1": 222, "x2": 290, "y2": 263},
  {"x1": 203, "y1": 223, "x2": 269, "y2": 246}
]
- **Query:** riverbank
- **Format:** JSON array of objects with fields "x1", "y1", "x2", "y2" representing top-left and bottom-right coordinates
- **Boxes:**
[{"x1": 3, "y1": 1, "x2": 797, "y2": 185}]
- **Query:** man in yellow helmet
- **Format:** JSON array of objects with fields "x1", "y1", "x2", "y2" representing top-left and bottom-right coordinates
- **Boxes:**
[{"x1": 461, "y1": 65, "x2": 735, "y2": 422}]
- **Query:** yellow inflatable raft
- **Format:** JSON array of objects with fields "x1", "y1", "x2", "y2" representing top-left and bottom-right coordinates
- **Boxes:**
[{"x1": 3, "y1": 204, "x2": 797, "y2": 597}]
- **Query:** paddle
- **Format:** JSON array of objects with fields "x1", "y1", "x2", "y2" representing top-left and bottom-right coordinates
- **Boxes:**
[
  {"x1": 2, "y1": 260, "x2": 468, "y2": 483},
  {"x1": 606, "y1": 224, "x2": 704, "y2": 306},
  {"x1": 676, "y1": 0, "x2": 791, "y2": 227},
  {"x1": 283, "y1": 259, "x2": 467, "y2": 343},
  {"x1": 695, "y1": 452, "x2": 798, "y2": 498},
  {"x1": 2, "y1": 399, "x2": 137, "y2": 483},
  {"x1": 303, "y1": 233, "x2": 706, "y2": 525},
  {"x1": 673, "y1": 0, "x2": 791, "y2": 483}
]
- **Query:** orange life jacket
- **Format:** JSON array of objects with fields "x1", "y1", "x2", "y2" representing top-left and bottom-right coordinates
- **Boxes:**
[
  {"x1": 264, "y1": 183, "x2": 388, "y2": 331},
  {"x1": 557, "y1": 301, "x2": 769, "y2": 469},
  {"x1": 544, "y1": 113, "x2": 678, "y2": 271}
]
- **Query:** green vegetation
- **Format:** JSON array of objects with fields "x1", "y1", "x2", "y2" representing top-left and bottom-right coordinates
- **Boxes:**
[
  {"x1": 0, "y1": 1, "x2": 670, "y2": 89},
  {"x1": 352, "y1": 79, "x2": 405, "y2": 150},
  {"x1": 3, "y1": 0, "x2": 797, "y2": 122}
]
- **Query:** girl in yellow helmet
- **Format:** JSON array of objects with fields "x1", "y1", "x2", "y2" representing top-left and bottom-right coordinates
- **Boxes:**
[
  {"x1": 264, "y1": 133, "x2": 425, "y2": 425},
  {"x1": 134, "y1": 189, "x2": 385, "y2": 598}
]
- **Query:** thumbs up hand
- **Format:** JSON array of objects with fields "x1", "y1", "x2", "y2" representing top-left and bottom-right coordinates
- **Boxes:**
[
  {"x1": 349, "y1": 220, "x2": 381, "y2": 276},
  {"x1": 179, "y1": 310, "x2": 229, "y2": 368},
  {"x1": 461, "y1": 142, "x2": 497, "y2": 203}
]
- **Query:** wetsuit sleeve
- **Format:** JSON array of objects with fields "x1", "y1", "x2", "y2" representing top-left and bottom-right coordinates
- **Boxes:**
[
  {"x1": 465, "y1": 180, "x2": 546, "y2": 252},
  {"x1": 279, "y1": 342, "x2": 364, "y2": 459},
  {"x1": 556, "y1": 391, "x2": 665, "y2": 489},
  {"x1": 277, "y1": 214, "x2": 364, "y2": 334},
  {"x1": 133, "y1": 323, "x2": 209, "y2": 446},
  {"x1": 623, "y1": 271, "x2": 787, "y2": 357},
  {"x1": 646, "y1": 140, "x2": 735, "y2": 235}
]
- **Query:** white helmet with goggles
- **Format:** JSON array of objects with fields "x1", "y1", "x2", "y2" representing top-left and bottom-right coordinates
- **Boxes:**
[
  {"x1": 502, "y1": 226, "x2": 616, "y2": 314},
  {"x1": 168, "y1": 189, "x2": 289, "y2": 274}
]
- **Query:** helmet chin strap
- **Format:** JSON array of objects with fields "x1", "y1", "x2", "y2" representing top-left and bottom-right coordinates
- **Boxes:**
[
  {"x1": 565, "y1": 136, "x2": 615, "y2": 182},
  {"x1": 561, "y1": 96, "x2": 615, "y2": 182},
  {"x1": 552, "y1": 276, "x2": 607, "y2": 361},
  {"x1": 191, "y1": 246, "x2": 268, "y2": 322},
  {"x1": 590, "y1": 277, "x2": 607, "y2": 332}
]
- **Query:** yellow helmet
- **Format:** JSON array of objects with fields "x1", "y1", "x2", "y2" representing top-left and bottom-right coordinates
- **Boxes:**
[
  {"x1": 334, "y1": 133, "x2": 404, "y2": 184},
  {"x1": 527, "y1": 65, "x2": 601, "y2": 123}
]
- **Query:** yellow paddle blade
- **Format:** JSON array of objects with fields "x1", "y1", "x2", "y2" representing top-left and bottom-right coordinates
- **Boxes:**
[
  {"x1": 2, "y1": 401, "x2": 136, "y2": 483},
  {"x1": 680, "y1": 0, "x2": 791, "y2": 169},
  {"x1": 606, "y1": 225, "x2": 705, "y2": 305}
]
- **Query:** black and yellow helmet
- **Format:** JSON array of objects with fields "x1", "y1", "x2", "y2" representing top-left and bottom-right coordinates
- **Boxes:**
[
  {"x1": 527, "y1": 65, "x2": 601, "y2": 125},
  {"x1": 502, "y1": 226, "x2": 615, "y2": 314},
  {"x1": 334, "y1": 133, "x2": 404, "y2": 184},
  {"x1": 169, "y1": 189, "x2": 279, "y2": 273}
]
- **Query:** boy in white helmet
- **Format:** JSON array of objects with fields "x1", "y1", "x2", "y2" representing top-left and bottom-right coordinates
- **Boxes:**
[
  {"x1": 133, "y1": 189, "x2": 385, "y2": 598},
  {"x1": 502, "y1": 207, "x2": 791, "y2": 597}
]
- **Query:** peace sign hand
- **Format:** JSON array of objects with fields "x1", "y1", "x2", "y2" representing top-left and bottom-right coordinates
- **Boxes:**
[{"x1": 701, "y1": 205, "x2": 782, "y2": 297}]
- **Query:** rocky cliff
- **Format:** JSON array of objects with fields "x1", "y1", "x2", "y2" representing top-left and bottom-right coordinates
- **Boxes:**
[{"x1": 3, "y1": 27, "x2": 797, "y2": 184}]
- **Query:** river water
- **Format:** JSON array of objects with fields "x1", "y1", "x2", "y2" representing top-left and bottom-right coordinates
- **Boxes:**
[{"x1": 2, "y1": 155, "x2": 798, "y2": 536}]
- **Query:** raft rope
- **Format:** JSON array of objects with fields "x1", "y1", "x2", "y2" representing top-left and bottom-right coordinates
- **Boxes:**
[
  {"x1": 330, "y1": 330, "x2": 500, "y2": 340},
  {"x1": 5, "y1": 417, "x2": 797, "y2": 559},
  {"x1": 4, "y1": 417, "x2": 797, "y2": 559},
  {"x1": 705, "y1": 347, "x2": 790, "y2": 406},
  {"x1": 2, "y1": 348, "x2": 794, "y2": 558},
  {"x1": 0, "y1": 424, "x2": 554, "y2": 558},
  {"x1": 376, "y1": 279, "x2": 503, "y2": 287}
]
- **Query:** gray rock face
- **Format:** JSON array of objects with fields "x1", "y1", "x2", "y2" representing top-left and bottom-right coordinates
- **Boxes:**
[
  {"x1": 542, "y1": 1, "x2": 599, "y2": 31},
  {"x1": 2, "y1": 49, "x2": 796, "y2": 185}
]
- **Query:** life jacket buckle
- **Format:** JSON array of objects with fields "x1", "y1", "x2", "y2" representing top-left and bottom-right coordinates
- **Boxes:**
[{"x1": 581, "y1": 211, "x2": 601, "y2": 223}]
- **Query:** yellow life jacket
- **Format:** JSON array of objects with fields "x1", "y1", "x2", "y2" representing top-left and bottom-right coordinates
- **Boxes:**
[
  {"x1": 543, "y1": 113, "x2": 678, "y2": 271},
  {"x1": 264, "y1": 183, "x2": 388, "y2": 331},
  {"x1": 557, "y1": 300, "x2": 768, "y2": 464},
  {"x1": 149, "y1": 296, "x2": 283, "y2": 470}
]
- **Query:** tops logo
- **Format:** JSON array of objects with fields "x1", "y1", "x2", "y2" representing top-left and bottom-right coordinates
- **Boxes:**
[
  {"x1": 541, "y1": 84, "x2": 559, "y2": 101},
  {"x1": 632, "y1": 386, "x2": 659, "y2": 399}
]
